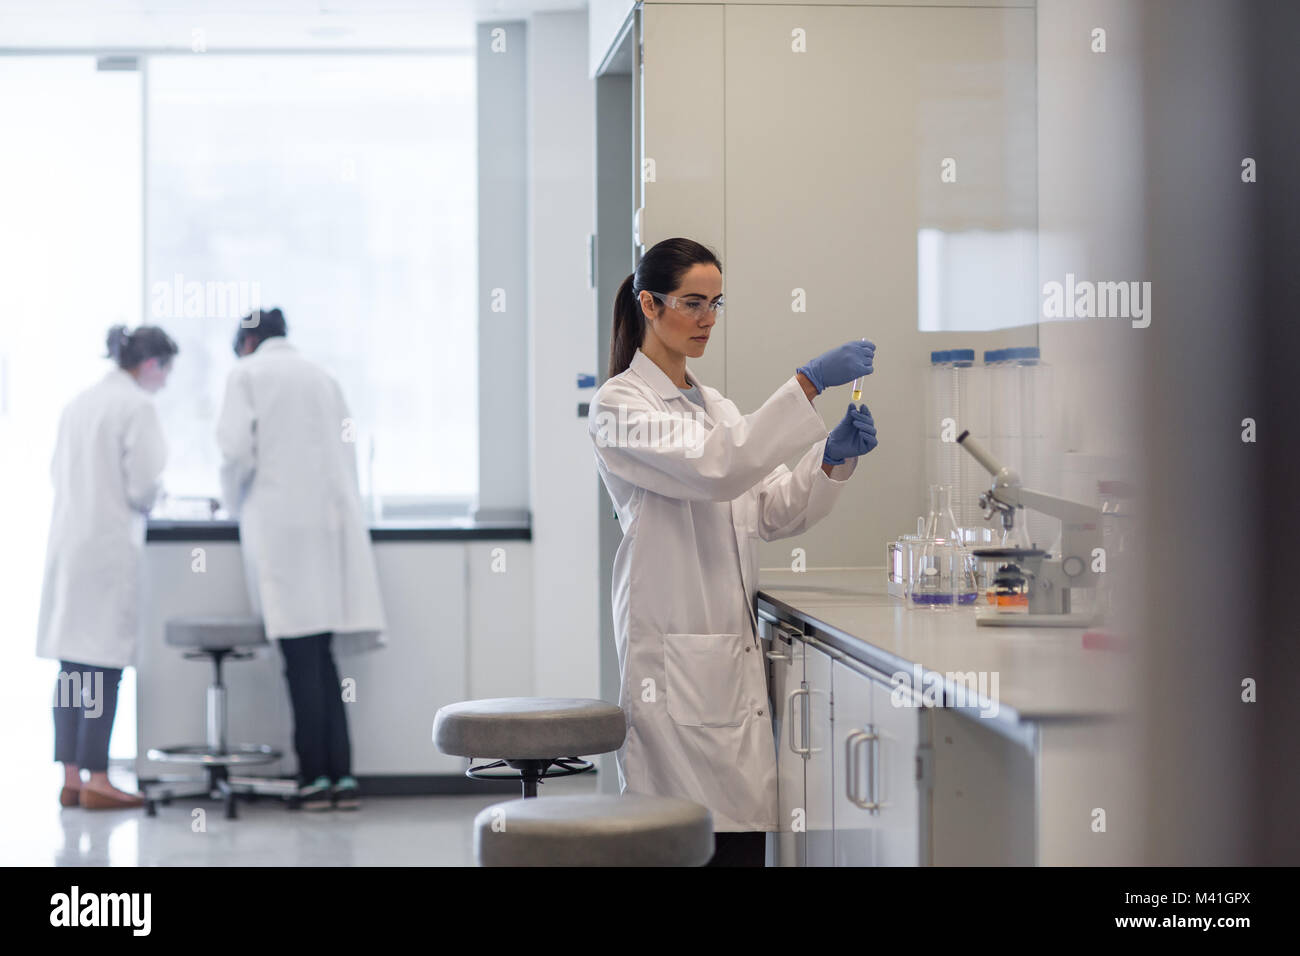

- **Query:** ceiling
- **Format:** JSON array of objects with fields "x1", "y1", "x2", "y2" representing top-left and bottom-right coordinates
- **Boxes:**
[{"x1": 0, "y1": 0, "x2": 588, "y2": 50}]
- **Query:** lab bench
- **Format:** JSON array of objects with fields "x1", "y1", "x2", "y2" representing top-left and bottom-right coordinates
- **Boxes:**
[
  {"x1": 135, "y1": 520, "x2": 534, "y2": 794},
  {"x1": 757, "y1": 568, "x2": 1139, "y2": 867}
]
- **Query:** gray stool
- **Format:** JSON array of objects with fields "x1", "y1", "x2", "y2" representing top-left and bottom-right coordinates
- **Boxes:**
[
  {"x1": 433, "y1": 697, "x2": 627, "y2": 797},
  {"x1": 474, "y1": 794, "x2": 714, "y2": 866},
  {"x1": 144, "y1": 617, "x2": 296, "y2": 819}
]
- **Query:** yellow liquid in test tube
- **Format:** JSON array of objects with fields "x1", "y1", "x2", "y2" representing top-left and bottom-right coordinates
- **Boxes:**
[{"x1": 850, "y1": 337, "x2": 865, "y2": 401}]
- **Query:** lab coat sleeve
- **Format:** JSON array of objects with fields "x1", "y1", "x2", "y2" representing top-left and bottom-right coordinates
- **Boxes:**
[
  {"x1": 122, "y1": 400, "x2": 168, "y2": 513},
  {"x1": 216, "y1": 368, "x2": 256, "y2": 519},
  {"x1": 754, "y1": 441, "x2": 858, "y2": 541},
  {"x1": 589, "y1": 374, "x2": 828, "y2": 502}
]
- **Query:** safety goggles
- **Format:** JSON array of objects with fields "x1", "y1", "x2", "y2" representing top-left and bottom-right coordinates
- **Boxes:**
[{"x1": 644, "y1": 290, "x2": 725, "y2": 320}]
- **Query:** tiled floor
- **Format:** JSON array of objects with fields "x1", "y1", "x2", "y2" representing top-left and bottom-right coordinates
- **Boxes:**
[{"x1": 0, "y1": 764, "x2": 602, "y2": 866}]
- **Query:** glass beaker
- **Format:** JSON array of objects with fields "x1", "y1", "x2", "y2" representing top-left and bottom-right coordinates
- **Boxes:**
[
  {"x1": 910, "y1": 486, "x2": 978, "y2": 610},
  {"x1": 887, "y1": 517, "x2": 926, "y2": 599}
]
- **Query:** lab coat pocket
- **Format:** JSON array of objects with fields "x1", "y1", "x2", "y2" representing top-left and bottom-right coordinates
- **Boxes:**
[{"x1": 663, "y1": 632, "x2": 746, "y2": 728}]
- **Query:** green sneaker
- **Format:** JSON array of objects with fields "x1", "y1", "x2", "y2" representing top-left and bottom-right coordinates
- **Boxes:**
[
  {"x1": 332, "y1": 776, "x2": 361, "y2": 811},
  {"x1": 299, "y1": 776, "x2": 332, "y2": 811}
]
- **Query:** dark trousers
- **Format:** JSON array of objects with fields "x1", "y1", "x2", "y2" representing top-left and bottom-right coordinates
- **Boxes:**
[
  {"x1": 52, "y1": 661, "x2": 123, "y2": 773},
  {"x1": 278, "y1": 632, "x2": 351, "y2": 784},
  {"x1": 706, "y1": 831, "x2": 767, "y2": 867}
]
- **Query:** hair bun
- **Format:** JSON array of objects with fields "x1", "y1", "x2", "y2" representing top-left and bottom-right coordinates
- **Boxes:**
[{"x1": 105, "y1": 324, "x2": 130, "y2": 360}]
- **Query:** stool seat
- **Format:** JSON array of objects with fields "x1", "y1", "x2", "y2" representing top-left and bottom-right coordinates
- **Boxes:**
[
  {"x1": 434, "y1": 698, "x2": 627, "y2": 759},
  {"x1": 474, "y1": 794, "x2": 714, "y2": 867},
  {"x1": 165, "y1": 617, "x2": 267, "y2": 650}
]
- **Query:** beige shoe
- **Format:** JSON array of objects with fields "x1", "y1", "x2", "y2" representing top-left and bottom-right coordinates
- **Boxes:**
[
  {"x1": 59, "y1": 786, "x2": 81, "y2": 808},
  {"x1": 80, "y1": 785, "x2": 144, "y2": 810}
]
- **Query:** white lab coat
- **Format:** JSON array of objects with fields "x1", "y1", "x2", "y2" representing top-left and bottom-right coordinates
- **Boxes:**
[
  {"x1": 589, "y1": 349, "x2": 857, "y2": 831},
  {"x1": 216, "y1": 338, "x2": 385, "y2": 652},
  {"x1": 36, "y1": 368, "x2": 168, "y2": 669}
]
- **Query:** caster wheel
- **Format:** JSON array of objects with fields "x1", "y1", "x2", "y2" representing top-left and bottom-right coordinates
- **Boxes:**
[
  {"x1": 145, "y1": 801, "x2": 157, "y2": 817},
  {"x1": 160, "y1": 794, "x2": 172, "y2": 806},
  {"x1": 225, "y1": 800, "x2": 237, "y2": 821}
]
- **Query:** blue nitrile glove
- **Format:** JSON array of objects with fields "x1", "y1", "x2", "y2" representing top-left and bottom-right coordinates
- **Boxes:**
[
  {"x1": 824, "y1": 403, "x2": 878, "y2": 465},
  {"x1": 797, "y1": 340, "x2": 875, "y2": 393}
]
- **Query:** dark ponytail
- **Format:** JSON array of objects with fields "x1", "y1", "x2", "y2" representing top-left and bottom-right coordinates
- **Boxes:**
[
  {"x1": 106, "y1": 324, "x2": 179, "y2": 370},
  {"x1": 608, "y1": 237, "x2": 722, "y2": 378}
]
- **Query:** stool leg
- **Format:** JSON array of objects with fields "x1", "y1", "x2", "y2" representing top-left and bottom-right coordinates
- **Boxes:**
[
  {"x1": 207, "y1": 651, "x2": 228, "y2": 754},
  {"x1": 518, "y1": 760, "x2": 549, "y2": 798}
]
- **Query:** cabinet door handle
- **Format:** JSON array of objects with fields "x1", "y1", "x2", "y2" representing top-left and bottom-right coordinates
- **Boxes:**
[
  {"x1": 845, "y1": 730, "x2": 867, "y2": 804},
  {"x1": 867, "y1": 724, "x2": 881, "y2": 812},
  {"x1": 847, "y1": 726, "x2": 881, "y2": 813},
  {"x1": 786, "y1": 688, "x2": 810, "y2": 756},
  {"x1": 765, "y1": 650, "x2": 790, "y2": 661}
]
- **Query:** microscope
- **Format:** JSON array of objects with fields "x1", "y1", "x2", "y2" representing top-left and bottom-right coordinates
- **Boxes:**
[{"x1": 956, "y1": 430, "x2": 1103, "y2": 627}]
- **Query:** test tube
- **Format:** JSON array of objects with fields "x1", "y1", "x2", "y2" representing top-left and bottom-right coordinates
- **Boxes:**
[{"x1": 850, "y1": 337, "x2": 865, "y2": 401}]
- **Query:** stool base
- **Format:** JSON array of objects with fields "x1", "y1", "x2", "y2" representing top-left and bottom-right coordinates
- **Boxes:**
[{"x1": 466, "y1": 757, "x2": 594, "y2": 798}]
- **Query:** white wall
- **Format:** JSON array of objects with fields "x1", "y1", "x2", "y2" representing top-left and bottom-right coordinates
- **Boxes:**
[
  {"x1": 589, "y1": 0, "x2": 637, "y2": 77},
  {"x1": 527, "y1": 10, "x2": 601, "y2": 698},
  {"x1": 636, "y1": 2, "x2": 1039, "y2": 568},
  {"x1": 1036, "y1": 0, "x2": 1145, "y2": 472}
]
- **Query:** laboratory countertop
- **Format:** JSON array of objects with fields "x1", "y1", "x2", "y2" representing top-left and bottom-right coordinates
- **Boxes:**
[
  {"x1": 757, "y1": 568, "x2": 1133, "y2": 732},
  {"x1": 146, "y1": 518, "x2": 531, "y2": 542}
]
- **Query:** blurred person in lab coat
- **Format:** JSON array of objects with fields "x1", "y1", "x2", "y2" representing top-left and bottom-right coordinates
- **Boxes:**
[
  {"x1": 217, "y1": 308, "x2": 385, "y2": 812},
  {"x1": 589, "y1": 238, "x2": 878, "y2": 867},
  {"x1": 36, "y1": 324, "x2": 178, "y2": 810}
]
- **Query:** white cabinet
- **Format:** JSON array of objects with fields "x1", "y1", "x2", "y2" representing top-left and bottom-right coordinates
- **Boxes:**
[
  {"x1": 831, "y1": 661, "x2": 874, "y2": 865},
  {"x1": 766, "y1": 618, "x2": 931, "y2": 867},
  {"x1": 868, "y1": 663, "x2": 923, "y2": 865},
  {"x1": 804, "y1": 641, "x2": 835, "y2": 867},
  {"x1": 137, "y1": 539, "x2": 483, "y2": 779},
  {"x1": 831, "y1": 657, "x2": 923, "y2": 867},
  {"x1": 766, "y1": 620, "x2": 803, "y2": 867}
]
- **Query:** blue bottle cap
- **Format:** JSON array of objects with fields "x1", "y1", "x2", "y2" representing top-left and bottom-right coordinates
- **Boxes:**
[
  {"x1": 930, "y1": 350, "x2": 950, "y2": 364},
  {"x1": 949, "y1": 348, "x2": 975, "y2": 365}
]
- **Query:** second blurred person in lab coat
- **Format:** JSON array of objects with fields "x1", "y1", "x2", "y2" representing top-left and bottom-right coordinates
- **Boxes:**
[
  {"x1": 217, "y1": 308, "x2": 385, "y2": 811},
  {"x1": 37, "y1": 324, "x2": 178, "y2": 810}
]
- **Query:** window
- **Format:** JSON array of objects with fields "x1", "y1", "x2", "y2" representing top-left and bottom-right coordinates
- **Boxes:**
[
  {"x1": 0, "y1": 56, "x2": 143, "y2": 763},
  {"x1": 146, "y1": 54, "x2": 478, "y2": 512}
]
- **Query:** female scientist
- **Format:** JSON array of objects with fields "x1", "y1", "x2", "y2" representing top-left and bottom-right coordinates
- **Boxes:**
[
  {"x1": 37, "y1": 324, "x2": 178, "y2": 810},
  {"x1": 588, "y1": 237, "x2": 877, "y2": 866}
]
